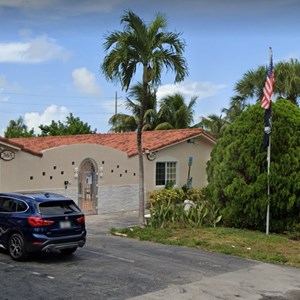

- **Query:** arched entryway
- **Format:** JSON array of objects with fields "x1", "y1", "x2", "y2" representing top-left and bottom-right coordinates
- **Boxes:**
[{"x1": 78, "y1": 158, "x2": 98, "y2": 215}]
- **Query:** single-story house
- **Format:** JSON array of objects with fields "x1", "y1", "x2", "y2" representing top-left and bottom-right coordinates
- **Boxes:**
[{"x1": 0, "y1": 128, "x2": 216, "y2": 215}]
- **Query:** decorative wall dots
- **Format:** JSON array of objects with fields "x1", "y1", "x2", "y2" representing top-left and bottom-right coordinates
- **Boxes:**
[{"x1": 27, "y1": 159, "x2": 137, "y2": 185}]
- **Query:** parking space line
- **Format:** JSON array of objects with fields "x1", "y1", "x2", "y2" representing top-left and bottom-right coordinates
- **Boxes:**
[
  {"x1": 82, "y1": 248, "x2": 135, "y2": 263},
  {"x1": 0, "y1": 261, "x2": 55, "y2": 280}
]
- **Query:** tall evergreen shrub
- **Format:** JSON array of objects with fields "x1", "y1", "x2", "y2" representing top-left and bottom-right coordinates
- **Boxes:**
[{"x1": 206, "y1": 100, "x2": 300, "y2": 232}]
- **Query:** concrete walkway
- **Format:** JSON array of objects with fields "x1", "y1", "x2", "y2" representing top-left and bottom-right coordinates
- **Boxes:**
[
  {"x1": 86, "y1": 212, "x2": 300, "y2": 300},
  {"x1": 129, "y1": 263, "x2": 300, "y2": 300}
]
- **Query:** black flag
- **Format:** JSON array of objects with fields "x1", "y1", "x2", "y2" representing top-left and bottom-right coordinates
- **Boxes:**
[{"x1": 263, "y1": 102, "x2": 271, "y2": 149}]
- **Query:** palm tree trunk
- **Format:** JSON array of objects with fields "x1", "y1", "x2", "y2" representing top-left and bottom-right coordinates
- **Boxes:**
[
  {"x1": 137, "y1": 65, "x2": 148, "y2": 227},
  {"x1": 137, "y1": 123, "x2": 144, "y2": 227}
]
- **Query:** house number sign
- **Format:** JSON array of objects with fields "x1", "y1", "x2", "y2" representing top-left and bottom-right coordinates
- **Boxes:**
[{"x1": 0, "y1": 150, "x2": 15, "y2": 161}]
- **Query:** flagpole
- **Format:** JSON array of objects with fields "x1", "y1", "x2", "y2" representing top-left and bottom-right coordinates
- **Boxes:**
[
  {"x1": 266, "y1": 135, "x2": 271, "y2": 235},
  {"x1": 262, "y1": 46, "x2": 273, "y2": 235}
]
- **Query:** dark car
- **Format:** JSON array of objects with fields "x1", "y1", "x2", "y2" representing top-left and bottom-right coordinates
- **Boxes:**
[{"x1": 0, "y1": 192, "x2": 86, "y2": 261}]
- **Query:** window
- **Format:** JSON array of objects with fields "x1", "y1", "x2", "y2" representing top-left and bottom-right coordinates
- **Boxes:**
[
  {"x1": 156, "y1": 162, "x2": 177, "y2": 186},
  {"x1": 39, "y1": 200, "x2": 81, "y2": 215},
  {"x1": 0, "y1": 197, "x2": 27, "y2": 213},
  {"x1": 16, "y1": 201, "x2": 28, "y2": 212}
]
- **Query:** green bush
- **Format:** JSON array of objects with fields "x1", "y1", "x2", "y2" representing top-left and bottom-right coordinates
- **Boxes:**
[
  {"x1": 148, "y1": 188, "x2": 185, "y2": 208},
  {"x1": 147, "y1": 187, "x2": 222, "y2": 228},
  {"x1": 285, "y1": 223, "x2": 300, "y2": 241}
]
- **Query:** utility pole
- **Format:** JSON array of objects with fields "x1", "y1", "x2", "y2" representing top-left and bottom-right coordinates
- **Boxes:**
[{"x1": 115, "y1": 91, "x2": 117, "y2": 115}]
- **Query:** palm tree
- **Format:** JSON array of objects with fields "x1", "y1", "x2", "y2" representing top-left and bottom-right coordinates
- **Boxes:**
[
  {"x1": 101, "y1": 11, "x2": 188, "y2": 226},
  {"x1": 234, "y1": 66, "x2": 267, "y2": 103},
  {"x1": 222, "y1": 96, "x2": 249, "y2": 124},
  {"x1": 195, "y1": 114, "x2": 229, "y2": 139},
  {"x1": 157, "y1": 93, "x2": 197, "y2": 129},
  {"x1": 108, "y1": 83, "x2": 158, "y2": 132},
  {"x1": 108, "y1": 113, "x2": 138, "y2": 132},
  {"x1": 275, "y1": 59, "x2": 300, "y2": 105},
  {"x1": 234, "y1": 59, "x2": 300, "y2": 107}
]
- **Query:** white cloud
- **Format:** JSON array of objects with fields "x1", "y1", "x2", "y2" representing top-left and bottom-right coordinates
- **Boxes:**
[
  {"x1": 72, "y1": 67, "x2": 101, "y2": 96},
  {"x1": 24, "y1": 105, "x2": 69, "y2": 134},
  {"x1": 157, "y1": 81, "x2": 226, "y2": 100},
  {"x1": 0, "y1": 35, "x2": 69, "y2": 63}
]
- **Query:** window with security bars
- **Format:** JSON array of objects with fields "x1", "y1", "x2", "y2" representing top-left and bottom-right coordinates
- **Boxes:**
[{"x1": 156, "y1": 162, "x2": 177, "y2": 186}]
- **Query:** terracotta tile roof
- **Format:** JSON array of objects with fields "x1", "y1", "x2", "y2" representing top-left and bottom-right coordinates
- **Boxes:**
[
  {"x1": 0, "y1": 136, "x2": 43, "y2": 157},
  {"x1": 3, "y1": 128, "x2": 216, "y2": 157}
]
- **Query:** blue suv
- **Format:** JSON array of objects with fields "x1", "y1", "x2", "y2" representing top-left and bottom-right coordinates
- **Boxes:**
[{"x1": 0, "y1": 192, "x2": 86, "y2": 261}]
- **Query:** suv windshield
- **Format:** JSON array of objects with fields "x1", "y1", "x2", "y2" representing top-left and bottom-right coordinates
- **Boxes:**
[{"x1": 39, "y1": 200, "x2": 81, "y2": 215}]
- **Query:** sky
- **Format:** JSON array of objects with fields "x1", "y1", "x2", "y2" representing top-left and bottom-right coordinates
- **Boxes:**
[{"x1": 0, "y1": 0, "x2": 300, "y2": 135}]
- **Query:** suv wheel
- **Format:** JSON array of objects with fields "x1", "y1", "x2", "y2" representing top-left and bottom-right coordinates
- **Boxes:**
[
  {"x1": 60, "y1": 247, "x2": 77, "y2": 255},
  {"x1": 8, "y1": 233, "x2": 28, "y2": 261}
]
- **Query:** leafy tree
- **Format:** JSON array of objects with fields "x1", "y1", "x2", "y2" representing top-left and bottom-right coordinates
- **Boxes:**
[
  {"x1": 39, "y1": 113, "x2": 96, "y2": 136},
  {"x1": 101, "y1": 10, "x2": 188, "y2": 226},
  {"x1": 234, "y1": 59, "x2": 300, "y2": 106},
  {"x1": 206, "y1": 100, "x2": 300, "y2": 233},
  {"x1": 4, "y1": 116, "x2": 35, "y2": 138},
  {"x1": 157, "y1": 93, "x2": 197, "y2": 129}
]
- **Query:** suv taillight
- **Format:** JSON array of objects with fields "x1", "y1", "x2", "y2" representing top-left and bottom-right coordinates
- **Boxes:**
[
  {"x1": 76, "y1": 216, "x2": 85, "y2": 224},
  {"x1": 28, "y1": 216, "x2": 54, "y2": 227}
]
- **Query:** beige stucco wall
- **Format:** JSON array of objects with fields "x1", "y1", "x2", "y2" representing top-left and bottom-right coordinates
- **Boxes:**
[
  {"x1": 0, "y1": 136, "x2": 214, "y2": 213},
  {"x1": 0, "y1": 144, "x2": 139, "y2": 192},
  {"x1": 0, "y1": 143, "x2": 141, "y2": 213},
  {"x1": 144, "y1": 135, "x2": 213, "y2": 195}
]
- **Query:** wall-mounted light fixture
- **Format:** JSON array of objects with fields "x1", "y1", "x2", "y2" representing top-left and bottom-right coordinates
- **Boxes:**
[
  {"x1": 99, "y1": 166, "x2": 104, "y2": 178},
  {"x1": 187, "y1": 139, "x2": 195, "y2": 144},
  {"x1": 74, "y1": 167, "x2": 78, "y2": 179}
]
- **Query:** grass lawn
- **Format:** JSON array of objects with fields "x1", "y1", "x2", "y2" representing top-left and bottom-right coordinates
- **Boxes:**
[{"x1": 111, "y1": 225, "x2": 300, "y2": 268}]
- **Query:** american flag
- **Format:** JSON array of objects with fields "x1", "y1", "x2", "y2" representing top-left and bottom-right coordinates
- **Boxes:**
[{"x1": 261, "y1": 48, "x2": 274, "y2": 109}]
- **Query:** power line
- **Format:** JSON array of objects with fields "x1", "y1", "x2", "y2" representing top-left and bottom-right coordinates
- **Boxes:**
[
  {"x1": 0, "y1": 91, "x2": 124, "y2": 100},
  {"x1": 0, "y1": 101, "x2": 123, "y2": 107},
  {"x1": 0, "y1": 110, "x2": 114, "y2": 115}
]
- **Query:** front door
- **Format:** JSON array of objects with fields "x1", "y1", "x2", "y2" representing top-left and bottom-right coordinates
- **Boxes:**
[{"x1": 78, "y1": 159, "x2": 98, "y2": 215}]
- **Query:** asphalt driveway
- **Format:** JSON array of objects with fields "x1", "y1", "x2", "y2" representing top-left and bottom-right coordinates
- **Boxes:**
[
  {"x1": 86, "y1": 211, "x2": 300, "y2": 300},
  {"x1": 1, "y1": 211, "x2": 299, "y2": 300}
]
